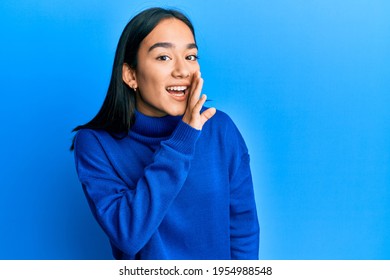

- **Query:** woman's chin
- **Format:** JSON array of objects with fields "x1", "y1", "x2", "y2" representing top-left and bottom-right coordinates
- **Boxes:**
[{"x1": 167, "y1": 107, "x2": 186, "y2": 117}]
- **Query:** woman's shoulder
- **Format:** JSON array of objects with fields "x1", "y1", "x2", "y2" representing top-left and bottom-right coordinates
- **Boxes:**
[
  {"x1": 75, "y1": 127, "x2": 105, "y2": 140},
  {"x1": 204, "y1": 108, "x2": 238, "y2": 130},
  {"x1": 73, "y1": 128, "x2": 115, "y2": 151},
  {"x1": 203, "y1": 108, "x2": 248, "y2": 150}
]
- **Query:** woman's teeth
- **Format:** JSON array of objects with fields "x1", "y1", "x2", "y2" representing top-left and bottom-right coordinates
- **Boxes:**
[
  {"x1": 167, "y1": 86, "x2": 187, "y2": 96},
  {"x1": 167, "y1": 86, "x2": 187, "y2": 91}
]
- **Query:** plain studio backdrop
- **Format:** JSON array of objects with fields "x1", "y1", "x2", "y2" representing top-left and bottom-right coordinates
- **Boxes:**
[{"x1": 0, "y1": 0, "x2": 389, "y2": 259}]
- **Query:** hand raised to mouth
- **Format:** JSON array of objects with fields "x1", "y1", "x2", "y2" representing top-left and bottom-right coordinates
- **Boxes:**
[{"x1": 182, "y1": 71, "x2": 216, "y2": 130}]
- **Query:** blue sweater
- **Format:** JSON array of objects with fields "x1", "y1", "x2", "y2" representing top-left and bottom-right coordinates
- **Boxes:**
[{"x1": 74, "y1": 109, "x2": 259, "y2": 260}]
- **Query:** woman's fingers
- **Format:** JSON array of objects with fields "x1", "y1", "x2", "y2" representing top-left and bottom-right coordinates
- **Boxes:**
[
  {"x1": 188, "y1": 72, "x2": 203, "y2": 109},
  {"x1": 200, "y1": 106, "x2": 217, "y2": 124},
  {"x1": 192, "y1": 94, "x2": 207, "y2": 116},
  {"x1": 182, "y1": 72, "x2": 216, "y2": 130}
]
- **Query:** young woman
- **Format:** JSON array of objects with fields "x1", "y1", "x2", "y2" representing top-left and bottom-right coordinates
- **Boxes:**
[{"x1": 72, "y1": 7, "x2": 259, "y2": 260}]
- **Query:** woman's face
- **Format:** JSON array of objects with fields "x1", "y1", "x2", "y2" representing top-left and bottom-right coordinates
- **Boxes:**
[{"x1": 129, "y1": 18, "x2": 200, "y2": 117}]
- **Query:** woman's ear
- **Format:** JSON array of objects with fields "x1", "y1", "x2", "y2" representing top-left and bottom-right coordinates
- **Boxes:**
[{"x1": 122, "y1": 63, "x2": 138, "y2": 91}]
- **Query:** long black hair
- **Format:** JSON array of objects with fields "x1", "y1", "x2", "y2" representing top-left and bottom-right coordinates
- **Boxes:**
[{"x1": 70, "y1": 7, "x2": 196, "y2": 150}]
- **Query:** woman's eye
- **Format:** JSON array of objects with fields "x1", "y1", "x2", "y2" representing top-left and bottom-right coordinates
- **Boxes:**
[
  {"x1": 186, "y1": 55, "x2": 199, "y2": 61},
  {"x1": 157, "y1": 55, "x2": 171, "y2": 61}
]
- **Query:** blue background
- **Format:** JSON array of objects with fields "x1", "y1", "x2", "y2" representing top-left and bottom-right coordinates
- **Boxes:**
[{"x1": 0, "y1": 0, "x2": 389, "y2": 259}]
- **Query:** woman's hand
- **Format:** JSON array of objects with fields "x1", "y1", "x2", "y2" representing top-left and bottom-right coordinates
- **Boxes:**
[{"x1": 182, "y1": 71, "x2": 216, "y2": 130}]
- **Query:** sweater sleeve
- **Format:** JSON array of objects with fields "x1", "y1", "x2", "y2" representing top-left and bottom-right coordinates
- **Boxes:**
[
  {"x1": 73, "y1": 121, "x2": 200, "y2": 258},
  {"x1": 228, "y1": 123, "x2": 260, "y2": 260}
]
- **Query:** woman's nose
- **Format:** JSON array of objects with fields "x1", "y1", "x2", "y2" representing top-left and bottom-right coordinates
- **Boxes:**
[{"x1": 172, "y1": 58, "x2": 190, "y2": 78}]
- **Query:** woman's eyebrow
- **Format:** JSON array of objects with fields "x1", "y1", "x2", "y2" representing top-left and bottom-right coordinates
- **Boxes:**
[{"x1": 148, "y1": 42, "x2": 198, "y2": 52}]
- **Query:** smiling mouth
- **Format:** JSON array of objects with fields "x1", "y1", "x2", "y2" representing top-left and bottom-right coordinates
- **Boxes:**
[{"x1": 166, "y1": 86, "x2": 188, "y2": 97}]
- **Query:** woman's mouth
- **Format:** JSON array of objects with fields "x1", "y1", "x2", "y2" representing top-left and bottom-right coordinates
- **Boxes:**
[{"x1": 166, "y1": 86, "x2": 188, "y2": 98}]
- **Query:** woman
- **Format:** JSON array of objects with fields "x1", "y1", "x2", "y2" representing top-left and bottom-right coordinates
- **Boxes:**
[{"x1": 72, "y1": 7, "x2": 259, "y2": 260}]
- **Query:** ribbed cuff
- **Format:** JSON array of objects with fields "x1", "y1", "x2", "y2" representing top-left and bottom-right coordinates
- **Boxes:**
[{"x1": 164, "y1": 120, "x2": 201, "y2": 155}]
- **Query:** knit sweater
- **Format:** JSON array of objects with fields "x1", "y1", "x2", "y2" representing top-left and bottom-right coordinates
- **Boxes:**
[{"x1": 73, "y1": 109, "x2": 259, "y2": 260}]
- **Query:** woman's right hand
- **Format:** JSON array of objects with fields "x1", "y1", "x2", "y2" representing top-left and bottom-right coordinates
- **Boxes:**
[{"x1": 182, "y1": 71, "x2": 216, "y2": 130}]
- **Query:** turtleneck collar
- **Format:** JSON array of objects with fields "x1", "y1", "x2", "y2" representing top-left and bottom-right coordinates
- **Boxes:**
[{"x1": 130, "y1": 110, "x2": 182, "y2": 138}]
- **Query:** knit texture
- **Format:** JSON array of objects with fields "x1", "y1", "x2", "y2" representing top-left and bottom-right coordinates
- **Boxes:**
[{"x1": 74, "y1": 109, "x2": 259, "y2": 259}]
